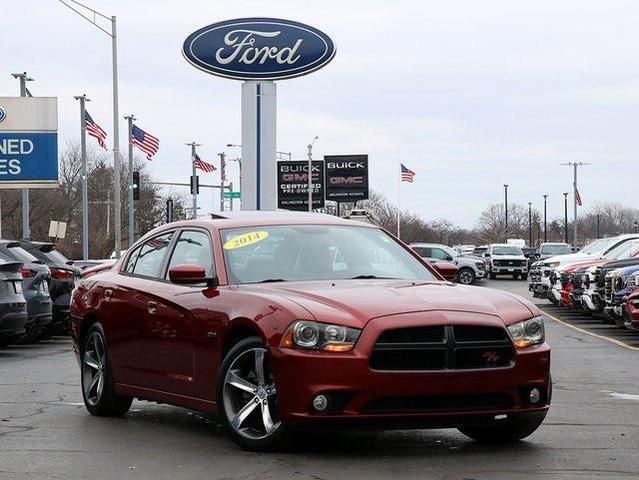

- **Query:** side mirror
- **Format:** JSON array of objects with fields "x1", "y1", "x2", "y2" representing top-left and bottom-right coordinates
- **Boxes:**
[
  {"x1": 169, "y1": 264, "x2": 218, "y2": 287},
  {"x1": 445, "y1": 255, "x2": 454, "y2": 261},
  {"x1": 484, "y1": 252, "x2": 490, "y2": 258}
]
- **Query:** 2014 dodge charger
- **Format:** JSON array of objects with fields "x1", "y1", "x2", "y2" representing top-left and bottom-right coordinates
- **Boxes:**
[{"x1": 70, "y1": 212, "x2": 551, "y2": 450}]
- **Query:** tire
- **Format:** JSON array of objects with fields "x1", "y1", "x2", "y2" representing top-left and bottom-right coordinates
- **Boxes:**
[
  {"x1": 489, "y1": 273, "x2": 496, "y2": 280},
  {"x1": 458, "y1": 411, "x2": 547, "y2": 443},
  {"x1": 217, "y1": 337, "x2": 286, "y2": 451},
  {"x1": 457, "y1": 268, "x2": 476, "y2": 285},
  {"x1": 512, "y1": 274, "x2": 519, "y2": 280},
  {"x1": 81, "y1": 323, "x2": 132, "y2": 417}
]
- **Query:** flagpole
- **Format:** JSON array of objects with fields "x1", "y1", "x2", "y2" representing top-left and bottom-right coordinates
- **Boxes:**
[
  {"x1": 74, "y1": 94, "x2": 90, "y2": 260},
  {"x1": 124, "y1": 115, "x2": 136, "y2": 245},
  {"x1": 397, "y1": 159, "x2": 401, "y2": 239}
]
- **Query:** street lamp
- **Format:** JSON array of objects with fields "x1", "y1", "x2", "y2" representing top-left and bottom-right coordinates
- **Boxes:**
[
  {"x1": 503, "y1": 184, "x2": 509, "y2": 241},
  {"x1": 308, "y1": 136, "x2": 319, "y2": 212},
  {"x1": 528, "y1": 202, "x2": 532, "y2": 247},
  {"x1": 59, "y1": 0, "x2": 123, "y2": 258},
  {"x1": 543, "y1": 194, "x2": 548, "y2": 243},
  {"x1": 563, "y1": 192, "x2": 569, "y2": 243}
]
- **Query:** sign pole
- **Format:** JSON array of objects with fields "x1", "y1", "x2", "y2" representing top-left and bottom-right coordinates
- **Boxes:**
[
  {"x1": 74, "y1": 94, "x2": 90, "y2": 260},
  {"x1": 11, "y1": 72, "x2": 33, "y2": 239},
  {"x1": 186, "y1": 142, "x2": 201, "y2": 218},
  {"x1": 124, "y1": 115, "x2": 136, "y2": 245},
  {"x1": 219, "y1": 152, "x2": 226, "y2": 212}
]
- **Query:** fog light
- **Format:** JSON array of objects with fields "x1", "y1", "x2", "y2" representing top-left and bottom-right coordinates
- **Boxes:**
[
  {"x1": 529, "y1": 388, "x2": 541, "y2": 404},
  {"x1": 312, "y1": 394, "x2": 329, "y2": 412}
]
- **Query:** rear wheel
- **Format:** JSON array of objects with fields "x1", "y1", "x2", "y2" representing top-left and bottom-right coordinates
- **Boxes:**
[
  {"x1": 457, "y1": 268, "x2": 476, "y2": 285},
  {"x1": 458, "y1": 412, "x2": 547, "y2": 443},
  {"x1": 81, "y1": 323, "x2": 132, "y2": 416},
  {"x1": 217, "y1": 337, "x2": 285, "y2": 451}
]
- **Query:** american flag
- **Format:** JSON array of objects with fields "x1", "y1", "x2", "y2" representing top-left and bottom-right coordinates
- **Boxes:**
[
  {"x1": 193, "y1": 153, "x2": 216, "y2": 172},
  {"x1": 401, "y1": 163, "x2": 416, "y2": 183},
  {"x1": 85, "y1": 111, "x2": 108, "y2": 150},
  {"x1": 575, "y1": 188, "x2": 583, "y2": 206},
  {"x1": 132, "y1": 124, "x2": 159, "y2": 160}
]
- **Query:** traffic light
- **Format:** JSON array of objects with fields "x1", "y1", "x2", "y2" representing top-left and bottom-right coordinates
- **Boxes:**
[
  {"x1": 190, "y1": 175, "x2": 199, "y2": 195},
  {"x1": 132, "y1": 171, "x2": 140, "y2": 201}
]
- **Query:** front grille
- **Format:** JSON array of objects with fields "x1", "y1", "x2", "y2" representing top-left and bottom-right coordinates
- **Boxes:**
[
  {"x1": 594, "y1": 267, "x2": 604, "y2": 288},
  {"x1": 493, "y1": 260, "x2": 526, "y2": 267},
  {"x1": 362, "y1": 394, "x2": 514, "y2": 413},
  {"x1": 560, "y1": 272, "x2": 570, "y2": 288},
  {"x1": 572, "y1": 273, "x2": 583, "y2": 290},
  {"x1": 605, "y1": 275, "x2": 613, "y2": 301},
  {"x1": 370, "y1": 325, "x2": 514, "y2": 371},
  {"x1": 530, "y1": 268, "x2": 542, "y2": 282}
]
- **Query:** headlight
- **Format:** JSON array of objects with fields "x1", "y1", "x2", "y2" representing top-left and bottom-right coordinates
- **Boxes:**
[
  {"x1": 507, "y1": 316, "x2": 545, "y2": 348},
  {"x1": 546, "y1": 262, "x2": 560, "y2": 268},
  {"x1": 280, "y1": 320, "x2": 361, "y2": 352}
]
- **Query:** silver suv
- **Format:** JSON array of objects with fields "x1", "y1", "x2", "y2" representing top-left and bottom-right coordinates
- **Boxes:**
[{"x1": 410, "y1": 243, "x2": 486, "y2": 284}]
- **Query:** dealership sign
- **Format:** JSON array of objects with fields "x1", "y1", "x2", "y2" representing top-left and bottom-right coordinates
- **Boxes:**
[
  {"x1": 0, "y1": 97, "x2": 58, "y2": 189},
  {"x1": 277, "y1": 160, "x2": 325, "y2": 211},
  {"x1": 324, "y1": 155, "x2": 369, "y2": 202},
  {"x1": 182, "y1": 18, "x2": 336, "y2": 81}
]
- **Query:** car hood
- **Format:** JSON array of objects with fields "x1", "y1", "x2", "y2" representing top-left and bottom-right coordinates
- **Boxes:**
[
  {"x1": 242, "y1": 280, "x2": 537, "y2": 329},
  {"x1": 491, "y1": 255, "x2": 526, "y2": 261},
  {"x1": 542, "y1": 252, "x2": 594, "y2": 267}
]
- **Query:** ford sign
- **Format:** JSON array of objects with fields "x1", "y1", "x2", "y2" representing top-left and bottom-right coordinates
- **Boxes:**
[
  {"x1": 182, "y1": 18, "x2": 336, "y2": 81},
  {"x1": 0, "y1": 107, "x2": 5, "y2": 123}
]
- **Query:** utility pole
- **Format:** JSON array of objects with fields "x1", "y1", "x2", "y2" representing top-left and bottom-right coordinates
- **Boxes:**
[
  {"x1": 503, "y1": 184, "x2": 509, "y2": 241},
  {"x1": 562, "y1": 162, "x2": 590, "y2": 245},
  {"x1": 187, "y1": 142, "x2": 201, "y2": 218},
  {"x1": 124, "y1": 114, "x2": 136, "y2": 245},
  {"x1": 543, "y1": 194, "x2": 548, "y2": 243},
  {"x1": 597, "y1": 214, "x2": 600, "y2": 239},
  {"x1": 11, "y1": 72, "x2": 34, "y2": 239},
  {"x1": 74, "y1": 94, "x2": 90, "y2": 260},
  {"x1": 563, "y1": 192, "x2": 569, "y2": 243},
  {"x1": 219, "y1": 152, "x2": 227, "y2": 212},
  {"x1": 307, "y1": 136, "x2": 318, "y2": 212},
  {"x1": 528, "y1": 202, "x2": 532, "y2": 247}
]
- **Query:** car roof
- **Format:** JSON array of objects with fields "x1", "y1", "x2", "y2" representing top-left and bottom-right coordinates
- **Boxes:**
[{"x1": 409, "y1": 243, "x2": 447, "y2": 248}]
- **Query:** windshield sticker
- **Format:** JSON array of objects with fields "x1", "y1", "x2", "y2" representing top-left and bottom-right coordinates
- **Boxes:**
[{"x1": 223, "y1": 231, "x2": 270, "y2": 250}]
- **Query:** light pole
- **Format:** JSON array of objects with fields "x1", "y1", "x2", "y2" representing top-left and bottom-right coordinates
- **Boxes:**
[
  {"x1": 563, "y1": 192, "x2": 569, "y2": 243},
  {"x1": 218, "y1": 152, "x2": 227, "y2": 212},
  {"x1": 503, "y1": 184, "x2": 509, "y2": 241},
  {"x1": 308, "y1": 136, "x2": 319, "y2": 212},
  {"x1": 58, "y1": 1, "x2": 122, "y2": 257},
  {"x1": 562, "y1": 162, "x2": 590, "y2": 245},
  {"x1": 11, "y1": 72, "x2": 34, "y2": 239},
  {"x1": 528, "y1": 202, "x2": 532, "y2": 247},
  {"x1": 186, "y1": 142, "x2": 201, "y2": 218},
  {"x1": 74, "y1": 94, "x2": 90, "y2": 259},
  {"x1": 543, "y1": 194, "x2": 548, "y2": 243},
  {"x1": 124, "y1": 114, "x2": 136, "y2": 245}
]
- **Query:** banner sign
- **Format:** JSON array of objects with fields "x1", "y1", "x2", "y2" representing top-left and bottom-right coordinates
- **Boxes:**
[
  {"x1": 277, "y1": 160, "x2": 325, "y2": 211},
  {"x1": 0, "y1": 97, "x2": 58, "y2": 189},
  {"x1": 183, "y1": 18, "x2": 336, "y2": 81},
  {"x1": 324, "y1": 155, "x2": 369, "y2": 202}
]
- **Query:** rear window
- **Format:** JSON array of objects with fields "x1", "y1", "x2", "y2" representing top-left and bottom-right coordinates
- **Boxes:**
[{"x1": 8, "y1": 246, "x2": 39, "y2": 263}]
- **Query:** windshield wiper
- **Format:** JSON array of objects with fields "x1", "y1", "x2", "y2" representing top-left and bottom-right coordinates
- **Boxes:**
[
  {"x1": 255, "y1": 278, "x2": 287, "y2": 283},
  {"x1": 350, "y1": 275, "x2": 399, "y2": 280}
]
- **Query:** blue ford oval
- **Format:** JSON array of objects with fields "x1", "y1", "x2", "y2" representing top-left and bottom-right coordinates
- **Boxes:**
[{"x1": 182, "y1": 18, "x2": 336, "y2": 81}]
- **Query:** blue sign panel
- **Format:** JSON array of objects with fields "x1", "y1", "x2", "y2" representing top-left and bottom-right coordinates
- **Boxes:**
[
  {"x1": 183, "y1": 18, "x2": 336, "y2": 80},
  {"x1": 0, "y1": 133, "x2": 58, "y2": 183}
]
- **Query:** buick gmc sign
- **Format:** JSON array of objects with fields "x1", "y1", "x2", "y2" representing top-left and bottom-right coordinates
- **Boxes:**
[
  {"x1": 325, "y1": 155, "x2": 369, "y2": 201},
  {"x1": 182, "y1": 18, "x2": 336, "y2": 80}
]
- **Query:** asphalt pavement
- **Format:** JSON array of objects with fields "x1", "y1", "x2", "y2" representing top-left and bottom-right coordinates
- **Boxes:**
[{"x1": 0, "y1": 279, "x2": 638, "y2": 480}]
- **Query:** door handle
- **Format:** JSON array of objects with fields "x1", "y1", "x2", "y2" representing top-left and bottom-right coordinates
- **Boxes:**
[
  {"x1": 104, "y1": 289, "x2": 112, "y2": 300},
  {"x1": 147, "y1": 301, "x2": 158, "y2": 315}
]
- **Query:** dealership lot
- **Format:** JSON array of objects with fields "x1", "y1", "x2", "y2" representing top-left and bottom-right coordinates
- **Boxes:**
[{"x1": 0, "y1": 279, "x2": 637, "y2": 480}]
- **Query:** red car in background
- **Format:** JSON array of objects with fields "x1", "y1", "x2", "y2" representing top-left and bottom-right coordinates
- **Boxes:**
[
  {"x1": 625, "y1": 288, "x2": 639, "y2": 331},
  {"x1": 70, "y1": 213, "x2": 550, "y2": 450}
]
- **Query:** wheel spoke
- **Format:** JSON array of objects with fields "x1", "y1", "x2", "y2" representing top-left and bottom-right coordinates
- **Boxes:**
[
  {"x1": 84, "y1": 351, "x2": 99, "y2": 371},
  {"x1": 261, "y1": 401, "x2": 276, "y2": 434},
  {"x1": 231, "y1": 397, "x2": 259, "y2": 430},
  {"x1": 96, "y1": 373, "x2": 104, "y2": 400},
  {"x1": 88, "y1": 372, "x2": 100, "y2": 395},
  {"x1": 254, "y1": 349, "x2": 265, "y2": 386},
  {"x1": 226, "y1": 370, "x2": 257, "y2": 394}
]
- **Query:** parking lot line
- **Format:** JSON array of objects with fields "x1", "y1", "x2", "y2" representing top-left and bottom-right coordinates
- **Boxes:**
[{"x1": 541, "y1": 308, "x2": 639, "y2": 352}]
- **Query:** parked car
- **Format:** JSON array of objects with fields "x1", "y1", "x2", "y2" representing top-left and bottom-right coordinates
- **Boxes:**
[
  {"x1": 20, "y1": 241, "x2": 82, "y2": 335},
  {"x1": 81, "y1": 261, "x2": 116, "y2": 279},
  {"x1": 70, "y1": 212, "x2": 551, "y2": 451},
  {"x1": 624, "y1": 287, "x2": 639, "y2": 331},
  {"x1": 429, "y1": 260, "x2": 458, "y2": 282},
  {"x1": 0, "y1": 241, "x2": 52, "y2": 342},
  {"x1": 0, "y1": 260, "x2": 29, "y2": 347},
  {"x1": 473, "y1": 245, "x2": 489, "y2": 257},
  {"x1": 453, "y1": 245, "x2": 475, "y2": 256},
  {"x1": 602, "y1": 264, "x2": 639, "y2": 327},
  {"x1": 410, "y1": 243, "x2": 485, "y2": 284},
  {"x1": 485, "y1": 244, "x2": 528, "y2": 280}
]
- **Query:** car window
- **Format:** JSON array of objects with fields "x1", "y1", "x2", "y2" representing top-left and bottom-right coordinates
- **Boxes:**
[
  {"x1": 411, "y1": 246, "x2": 429, "y2": 257},
  {"x1": 492, "y1": 246, "x2": 523, "y2": 255},
  {"x1": 131, "y1": 232, "x2": 174, "y2": 278},
  {"x1": 166, "y1": 230, "x2": 213, "y2": 278},
  {"x1": 430, "y1": 248, "x2": 449, "y2": 261},
  {"x1": 122, "y1": 245, "x2": 143, "y2": 274},
  {"x1": 7, "y1": 246, "x2": 38, "y2": 263}
]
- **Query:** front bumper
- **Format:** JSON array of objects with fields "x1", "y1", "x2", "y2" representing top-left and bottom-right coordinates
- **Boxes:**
[{"x1": 270, "y1": 315, "x2": 551, "y2": 427}]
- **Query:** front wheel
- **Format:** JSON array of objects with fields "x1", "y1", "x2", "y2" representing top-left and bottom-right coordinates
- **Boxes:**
[
  {"x1": 457, "y1": 268, "x2": 476, "y2": 285},
  {"x1": 217, "y1": 337, "x2": 286, "y2": 451},
  {"x1": 458, "y1": 412, "x2": 547, "y2": 443},
  {"x1": 81, "y1": 323, "x2": 132, "y2": 416}
]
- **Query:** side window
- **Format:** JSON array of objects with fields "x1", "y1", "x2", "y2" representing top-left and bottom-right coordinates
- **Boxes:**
[
  {"x1": 411, "y1": 247, "x2": 428, "y2": 257},
  {"x1": 122, "y1": 245, "x2": 143, "y2": 273},
  {"x1": 132, "y1": 232, "x2": 174, "y2": 278},
  {"x1": 166, "y1": 230, "x2": 213, "y2": 278},
  {"x1": 430, "y1": 248, "x2": 448, "y2": 261}
]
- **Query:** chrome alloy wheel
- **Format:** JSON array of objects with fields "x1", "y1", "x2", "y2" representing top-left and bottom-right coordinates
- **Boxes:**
[
  {"x1": 222, "y1": 347, "x2": 281, "y2": 440},
  {"x1": 82, "y1": 331, "x2": 106, "y2": 407},
  {"x1": 458, "y1": 269, "x2": 475, "y2": 285}
]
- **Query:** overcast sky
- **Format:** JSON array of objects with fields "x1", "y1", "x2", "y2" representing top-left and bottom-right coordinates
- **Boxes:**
[{"x1": 2, "y1": 0, "x2": 638, "y2": 226}]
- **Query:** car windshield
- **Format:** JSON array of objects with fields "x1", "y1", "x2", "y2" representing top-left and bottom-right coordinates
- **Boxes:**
[
  {"x1": 492, "y1": 246, "x2": 523, "y2": 255},
  {"x1": 603, "y1": 240, "x2": 639, "y2": 260},
  {"x1": 8, "y1": 246, "x2": 39, "y2": 263},
  {"x1": 541, "y1": 244, "x2": 572, "y2": 255},
  {"x1": 221, "y1": 225, "x2": 437, "y2": 284}
]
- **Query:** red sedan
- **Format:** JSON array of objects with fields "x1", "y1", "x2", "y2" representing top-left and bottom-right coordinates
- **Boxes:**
[{"x1": 70, "y1": 212, "x2": 550, "y2": 450}]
